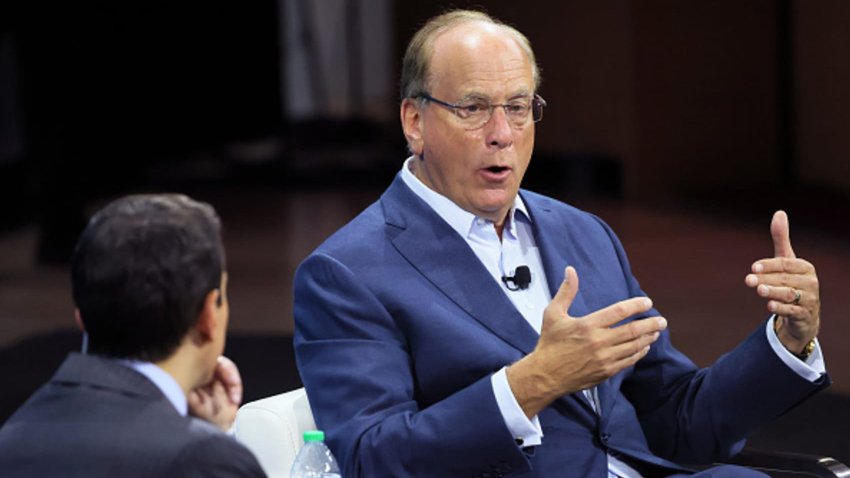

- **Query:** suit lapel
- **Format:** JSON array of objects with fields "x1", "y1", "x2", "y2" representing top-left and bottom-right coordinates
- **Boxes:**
[
  {"x1": 381, "y1": 176, "x2": 539, "y2": 355},
  {"x1": 522, "y1": 192, "x2": 591, "y2": 317},
  {"x1": 522, "y1": 192, "x2": 609, "y2": 415}
]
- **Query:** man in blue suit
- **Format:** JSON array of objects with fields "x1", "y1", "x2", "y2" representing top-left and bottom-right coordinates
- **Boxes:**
[
  {"x1": 294, "y1": 10, "x2": 827, "y2": 477},
  {"x1": 0, "y1": 194, "x2": 266, "y2": 477}
]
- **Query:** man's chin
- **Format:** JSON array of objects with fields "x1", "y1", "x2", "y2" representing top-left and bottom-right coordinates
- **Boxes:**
[{"x1": 481, "y1": 190, "x2": 518, "y2": 207}]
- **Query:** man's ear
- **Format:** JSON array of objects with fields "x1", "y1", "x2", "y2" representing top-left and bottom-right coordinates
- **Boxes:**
[
  {"x1": 401, "y1": 98, "x2": 424, "y2": 156},
  {"x1": 195, "y1": 289, "x2": 221, "y2": 342}
]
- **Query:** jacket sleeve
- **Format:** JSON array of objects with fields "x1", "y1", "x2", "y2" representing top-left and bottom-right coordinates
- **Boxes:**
[{"x1": 294, "y1": 252, "x2": 531, "y2": 478}]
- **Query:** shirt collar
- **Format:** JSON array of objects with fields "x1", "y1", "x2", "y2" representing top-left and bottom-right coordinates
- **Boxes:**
[
  {"x1": 400, "y1": 156, "x2": 532, "y2": 239},
  {"x1": 118, "y1": 359, "x2": 188, "y2": 416}
]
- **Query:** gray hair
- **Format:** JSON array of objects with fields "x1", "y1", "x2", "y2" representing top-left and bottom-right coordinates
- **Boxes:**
[{"x1": 400, "y1": 9, "x2": 541, "y2": 102}]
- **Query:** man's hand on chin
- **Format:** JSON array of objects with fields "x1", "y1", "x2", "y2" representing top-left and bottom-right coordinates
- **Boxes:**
[{"x1": 188, "y1": 356, "x2": 243, "y2": 431}]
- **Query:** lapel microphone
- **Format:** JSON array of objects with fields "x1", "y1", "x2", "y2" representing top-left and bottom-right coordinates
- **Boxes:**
[{"x1": 502, "y1": 265, "x2": 531, "y2": 291}]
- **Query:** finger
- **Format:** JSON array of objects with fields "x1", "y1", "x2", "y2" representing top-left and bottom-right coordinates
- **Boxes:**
[
  {"x1": 767, "y1": 301, "x2": 809, "y2": 319},
  {"x1": 757, "y1": 284, "x2": 806, "y2": 305},
  {"x1": 550, "y1": 266, "x2": 579, "y2": 317},
  {"x1": 588, "y1": 297, "x2": 655, "y2": 329},
  {"x1": 770, "y1": 210, "x2": 796, "y2": 259},
  {"x1": 605, "y1": 342, "x2": 654, "y2": 376},
  {"x1": 609, "y1": 316, "x2": 667, "y2": 345},
  {"x1": 192, "y1": 387, "x2": 210, "y2": 402},
  {"x1": 188, "y1": 390, "x2": 202, "y2": 406},
  {"x1": 215, "y1": 356, "x2": 239, "y2": 382},
  {"x1": 607, "y1": 329, "x2": 661, "y2": 361},
  {"x1": 216, "y1": 356, "x2": 243, "y2": 404},
  {"x1": 751, "y1": 257, "x2": 814, "y2": 275},
  {"x1": 212, "y1": 380, "x2": 228, "y2": 399},
  {"x1": 208, "y1": 382, "x2": 225, "y2": 416},
  {"x1": 188, "y1": 390, "x2": 209, "y2": 415}
]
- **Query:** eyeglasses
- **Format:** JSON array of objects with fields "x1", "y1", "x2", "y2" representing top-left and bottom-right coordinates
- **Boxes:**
[{"x1": 417, "y1": 93, "x2": 547, "y2": 130}]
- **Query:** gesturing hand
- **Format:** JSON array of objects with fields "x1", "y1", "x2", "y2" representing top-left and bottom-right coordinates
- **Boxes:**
[
  {"x1": 507, "y1": 266, "x2": 667, "y2": 418},
  {"x1": 188, "y1": 356, "x2": 244, "y2": 431},
  {"x1": 745, "y1": 210, "x2": 820, "y2": 354}
]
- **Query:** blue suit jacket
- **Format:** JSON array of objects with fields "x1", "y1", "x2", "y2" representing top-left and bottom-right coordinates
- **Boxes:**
[
  {"x1": 294, "y1": 175, "x2": 828, "y2": 478},
  {"x1": 0, "y1": 353, "x2": 266, "y2": 478}
]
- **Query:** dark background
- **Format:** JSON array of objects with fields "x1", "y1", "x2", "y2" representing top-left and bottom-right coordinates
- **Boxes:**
[{"x1": 1, "y1": 0, "x2": 849, "y2": 464}]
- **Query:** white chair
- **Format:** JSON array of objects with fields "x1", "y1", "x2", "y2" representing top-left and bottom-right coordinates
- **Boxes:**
[{"x1": 233, "y1": 388, "x2": 316, "y2": 478}]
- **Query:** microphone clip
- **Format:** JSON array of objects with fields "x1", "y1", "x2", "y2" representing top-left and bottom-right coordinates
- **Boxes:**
[{"x1": 502, "y1": 265, "x2": 531, "y2": 291}]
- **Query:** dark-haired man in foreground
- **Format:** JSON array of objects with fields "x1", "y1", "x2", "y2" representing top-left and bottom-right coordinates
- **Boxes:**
[
  {"x1": 0, "y1": 194, "x2": 266, "y2": 478},
  {"x1": 293, "y1": 9, "x2": 828, "y2": 478}
]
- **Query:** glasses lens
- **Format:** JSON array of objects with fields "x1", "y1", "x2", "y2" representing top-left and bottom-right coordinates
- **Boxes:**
[
  {"x1": 435, "y1": 95, "x2": 545, "y2": 129},
  {"x1": 504, "y1": 102, "x2": 532, "y2": 126},
  {"x1": 457, "y1": 101, "x2": 489, "y2": 127}
]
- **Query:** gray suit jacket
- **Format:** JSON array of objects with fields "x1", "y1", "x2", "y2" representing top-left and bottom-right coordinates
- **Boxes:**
[{"x1": 0, "y1": 352, "x2": 266, "y2": 478}]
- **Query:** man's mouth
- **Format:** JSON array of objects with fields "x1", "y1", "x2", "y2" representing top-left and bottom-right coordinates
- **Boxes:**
[
  {"x1": 479, "y1": 165, "x2": 512, "y2": 182},
  {"x1": 485, "y1": 165, "x2": 509, "y2": 174}
]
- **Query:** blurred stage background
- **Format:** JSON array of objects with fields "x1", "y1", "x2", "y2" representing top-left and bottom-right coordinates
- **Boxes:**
[{"x1": 1, "y1": 0, "x2": 849, "y2": 463}]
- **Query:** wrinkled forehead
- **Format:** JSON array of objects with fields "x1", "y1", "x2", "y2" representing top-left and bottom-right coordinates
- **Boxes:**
[{"x1": 428, "y1": 22, "x2": 535, "y2": 97}]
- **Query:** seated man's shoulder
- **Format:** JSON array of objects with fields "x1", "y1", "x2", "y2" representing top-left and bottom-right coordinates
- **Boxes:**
[
  {"x1": 167, "y1": 422, "x2": 266, "y2": 478},
  {"x1": 0, "y1": 409, "x2": 263, "y2": 477}
]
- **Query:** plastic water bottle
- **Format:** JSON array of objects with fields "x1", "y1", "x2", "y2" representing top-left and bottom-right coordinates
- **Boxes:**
[{"x1": 290, "y1": 430, "x2": 341, "y2": 478}]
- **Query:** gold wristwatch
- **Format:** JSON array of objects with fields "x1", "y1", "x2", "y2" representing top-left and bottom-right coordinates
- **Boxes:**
[{"x1": 793, "y1": 339, "x2": 816, "y2": 361}]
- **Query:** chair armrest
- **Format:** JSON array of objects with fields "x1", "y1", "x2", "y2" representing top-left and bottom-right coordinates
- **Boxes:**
[
  {"x1": 724, "y1": 449, "x2": 850, "y2": 478},
  {"x1": 233, "y1": 388, "x2": 316, "y2": 478}
]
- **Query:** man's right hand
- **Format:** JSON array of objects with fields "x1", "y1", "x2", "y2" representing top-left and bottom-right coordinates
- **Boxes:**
[
  {"x1": 188, "y1": 356, "x2": 243, "y2": 432},
  {"x1": 506, "y1": 266, "x2": 667, "y2": 418}
]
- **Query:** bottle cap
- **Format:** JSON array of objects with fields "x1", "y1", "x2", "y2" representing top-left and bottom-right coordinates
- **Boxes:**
[{"x1": 303, "y1": 430, "x2": 325, "y2": 442}]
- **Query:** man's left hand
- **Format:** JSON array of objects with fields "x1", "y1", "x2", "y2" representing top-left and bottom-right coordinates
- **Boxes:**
[
  {"x1": 188, "y1": 356, "x2": 243, "y2": 431},
  {"x1": 745, "y1": 210, "x2": 820, "y2": 354}
]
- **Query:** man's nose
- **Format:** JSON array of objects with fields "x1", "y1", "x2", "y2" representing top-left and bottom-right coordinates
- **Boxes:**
[{"x1": 485, "y1": 106, "x2": 514, "y2": 148}]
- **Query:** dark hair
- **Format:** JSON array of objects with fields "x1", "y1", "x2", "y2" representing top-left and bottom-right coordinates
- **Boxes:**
[{"x1": 71, "y1": 194, "x2": 225, "y2": 362}]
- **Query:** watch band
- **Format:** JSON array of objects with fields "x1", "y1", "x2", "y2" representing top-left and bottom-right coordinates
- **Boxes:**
[{"x1": 793, "y1": 339, "x2": 816, "y2": 361}]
